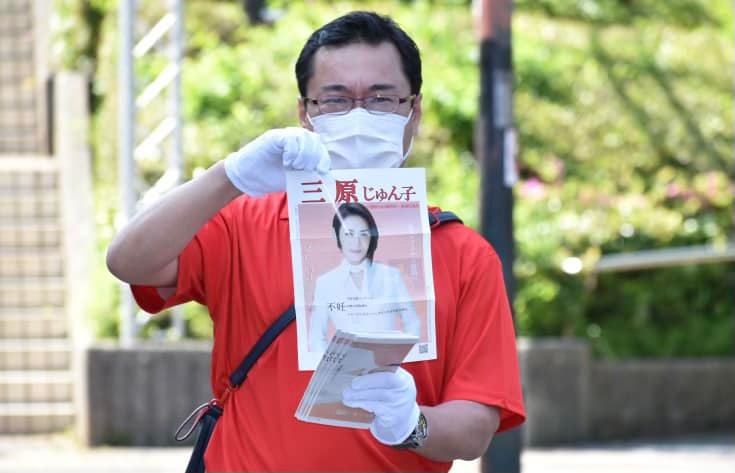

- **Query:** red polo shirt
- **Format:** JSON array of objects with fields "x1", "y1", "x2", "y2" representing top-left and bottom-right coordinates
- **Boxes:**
[{"x1": 132, "y1": 192, "x2": 525, "y2": 472}]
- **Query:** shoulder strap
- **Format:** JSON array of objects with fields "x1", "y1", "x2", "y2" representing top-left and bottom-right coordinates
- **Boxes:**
[
  {"x1": 428, "y1": 210, "x2": 463, "y2": 227},
  {"x1": 228, "y1": 209, "x2": 463, "y2": 384},
  {"x1": 229, "y1": 305, "x2": 295, "y2": 387}
]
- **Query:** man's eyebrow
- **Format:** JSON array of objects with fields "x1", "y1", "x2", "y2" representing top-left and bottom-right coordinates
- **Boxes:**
[
  {"x1": 318, "y1": 83, "x2": 398, "y2": 93},
  {"x1": 368, "y1": 84, "x2": 397, "y2": 92},
  {"x1": 319, "y1": 84, "x2": 350, "y2": 93}
]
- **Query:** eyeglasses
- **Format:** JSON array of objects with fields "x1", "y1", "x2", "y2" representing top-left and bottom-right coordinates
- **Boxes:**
[{"x1": 304, "y1": 94, "x2": 416, "y2": 116}]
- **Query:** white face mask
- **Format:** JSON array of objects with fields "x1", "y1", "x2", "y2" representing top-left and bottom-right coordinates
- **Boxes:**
[{"x1": 308, "y1": 107, "x2": 414, "y2": 170}]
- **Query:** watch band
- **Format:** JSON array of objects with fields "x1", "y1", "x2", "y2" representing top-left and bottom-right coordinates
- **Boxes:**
[{"x1": 393, "y1": 411, "x2": 428, "y2": 449}]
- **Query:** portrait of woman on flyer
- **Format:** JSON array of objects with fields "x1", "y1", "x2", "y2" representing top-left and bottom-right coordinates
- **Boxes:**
[{"x1": 308, "y1": 202, "x2": 421, "y2": 352}]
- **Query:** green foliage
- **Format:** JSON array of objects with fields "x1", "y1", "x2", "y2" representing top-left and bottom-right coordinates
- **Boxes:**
[
  {"x1": 514, "y1": 0, "x2": 727, "y2": 28},
  {"x1": 51, "y1": 0, "x2": 113, "y2": 111},
  {"x1": 586, "y1": 264, "x2": 734, "y2": 358},
  {"x1": 86, "y1": 240, "x2": 120, "y2": 340},
  {"x1": 511, "y1": 4, "x2": 733, "y2": 357},
  {"x1": 60, "y1": 0, "x2": 734, "y2": 357}
]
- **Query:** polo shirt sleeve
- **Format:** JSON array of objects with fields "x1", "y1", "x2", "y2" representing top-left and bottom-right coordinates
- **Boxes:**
[
  {"x1": 130, "y1": 209, "x2": 232, "y2": 314},
  {"x1": 441, "y1": 247, "x2": 526, "y2": 433}
]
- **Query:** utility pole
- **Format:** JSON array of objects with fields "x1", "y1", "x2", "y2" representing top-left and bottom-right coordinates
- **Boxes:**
[
  {"x1": 242, "y1": 0, "x2": 267, "y2": 24},
  {"x1": 474, "y1": 0, "x2": 522, "y2": 472}
]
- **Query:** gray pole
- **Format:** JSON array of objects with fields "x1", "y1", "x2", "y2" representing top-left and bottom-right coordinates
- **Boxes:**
[
  {"x1": 169, "y1": 0, "x2": 183, "y2": 174},
  {"x1": 475, "y1": 0, "x2": 523, "y2": 472},
  {"x1": 168, "y1": 0, "x2": 186, "y2": 338},
  {"x1": 118, "y1": 0, "x2": 137, "y2": 346}
]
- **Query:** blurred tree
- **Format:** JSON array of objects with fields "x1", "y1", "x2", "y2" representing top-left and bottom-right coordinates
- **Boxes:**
[
  {"x1": 51, "y1": 0, "x2": 734, "y2": 357},
  {"x1": 242, "y1": 0, "x2": 268, "y2": 24}
]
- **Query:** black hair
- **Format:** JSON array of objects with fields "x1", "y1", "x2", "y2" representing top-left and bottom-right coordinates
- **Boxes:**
[
  {"x1": 332, "y1": 202, "x2": 379, "y2": 262},
  {"x1": 295, "y1": 11, "x2": 422, "y2": 98}
]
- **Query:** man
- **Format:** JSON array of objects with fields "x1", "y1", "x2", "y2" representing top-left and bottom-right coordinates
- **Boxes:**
[{"x1": 107, "y1": 11, "x2": 525, "y2": 472}]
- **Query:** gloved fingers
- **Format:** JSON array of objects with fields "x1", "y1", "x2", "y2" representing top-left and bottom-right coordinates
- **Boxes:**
[
  {"x1": 261, "y1": 128, "x2": 288, "y2": 159},
  {"x1": 372, "y1": 404, "x2": 420, "y2": 432},
  {"x1": 223, "y1": 152, "x2": 248, "y2": 193},
  {"x1": 349, "y1": 371, "x2": 399, "y2": 390},
  {"x1": 341, "y1": 398, "x2": 395, "y2": 419},
  {"x1": 293, "y1": 131, "x2": 311, "y2": 169},
  {"x1": 281, "y1": 132, "x2": 301, "y2": 169},
  {"x1": 373, "y1": 413, "x2": 400, "y2": 427},
  {"x1": 369, "y1": 404, "x2": 422, "y2": 446},
  {"x1": 342, "y1": 385, "x2": 412, "y2": 405},
  {"x1": 306, "y1": 136, "x2": 331, "y2": 173},
  {"x1": 350, "y1": 369, "x2": 413, "y2": 391},
  {"x1": 280, "y1": 128, "x2": 329, "y2": 172},
  {"x1": 343, "y1": 386, "x2": 401, "y2": 409},
  {"x1": 298, "y1": 130, "x2": 329, "y2": 171},
  {"x1": 298, "y1": 132, "x2": 316, "y2": 170},
  {"x1": 316, "y1": 148, "x2": 331, "y2": 174},
  {"x1": 341, "y1": 397, "x2": 373, "y2": 411}
]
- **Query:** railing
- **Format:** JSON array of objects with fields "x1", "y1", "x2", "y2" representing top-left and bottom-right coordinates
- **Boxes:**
[
  {"x1": 594, "y1": 243, "x2": 735, "y2": 273},
  {"x1": 117, "y1": 0, "x2": 185, "y2": 345}
]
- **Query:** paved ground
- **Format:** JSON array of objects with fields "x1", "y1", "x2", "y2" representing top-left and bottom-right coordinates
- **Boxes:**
[
  {"x1": 456, "y1": 434, "x2": 735, "y2": 473},
  {"x1": 0, "y1": 433, "x2": 732, "y2": 472}
]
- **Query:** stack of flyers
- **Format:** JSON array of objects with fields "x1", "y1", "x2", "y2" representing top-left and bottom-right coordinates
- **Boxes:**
[{"x1": 295, "y1": 329, "x2": 418, "y2": 428}]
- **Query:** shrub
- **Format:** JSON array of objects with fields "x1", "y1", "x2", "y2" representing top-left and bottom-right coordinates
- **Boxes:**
[{"x1": 54, "y1": 0, "x2": 734, "y2": 357}]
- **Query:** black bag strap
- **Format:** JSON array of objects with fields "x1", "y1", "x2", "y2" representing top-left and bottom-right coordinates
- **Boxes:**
[
  {"x1": 229, "y1": 305, "x2": 295, "y2": 387},
  {"x1": 428, "y1": 210, "x2": 463, "y2": 227},
  {"x1": 183, "y1": 404, "x2": 222, "y2": 473},
  {"x1": 174, "y1": 306, "x2": 295, "y2": 448}
]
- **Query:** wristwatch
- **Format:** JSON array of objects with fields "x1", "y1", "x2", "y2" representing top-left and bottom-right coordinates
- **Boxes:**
[{"x1": 394, "y1": 412, "x2": 428, "y2": 449}]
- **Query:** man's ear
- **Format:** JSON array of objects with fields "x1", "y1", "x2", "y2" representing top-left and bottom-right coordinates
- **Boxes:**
[
  {"x1": 298, "y1": 97, "x2": 313, "y2": 130},
  {"x1": 402, "y1": 94, "x2": 423, "y2": 155},
  {"x1": 411, "y1": 94, "x2": 423, "y2": 136}
]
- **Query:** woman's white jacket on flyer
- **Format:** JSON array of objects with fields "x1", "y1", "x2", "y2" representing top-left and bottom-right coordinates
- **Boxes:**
[{"x1": 308, "y1": 260, "x2": 421, "y2": 352}]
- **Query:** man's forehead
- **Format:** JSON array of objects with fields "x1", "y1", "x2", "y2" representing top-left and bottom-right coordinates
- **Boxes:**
[{"x1": 308, "y1": 41, "x2": 409, "y2": 94}]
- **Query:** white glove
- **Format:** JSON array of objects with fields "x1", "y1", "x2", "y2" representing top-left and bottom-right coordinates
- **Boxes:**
[
  {"x1": 342, "y1": 367, "x2": 421, "y2": 445},
  {"x1": 224, "y1": 127, "x2": 331, "y2": 197}
]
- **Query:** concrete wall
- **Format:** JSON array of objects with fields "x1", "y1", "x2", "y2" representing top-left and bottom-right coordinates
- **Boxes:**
[
  {"x1": 520, "y1": 338, "x2": 735, "y2": 446},
  {"x1": 54, "y1": 71, "x2": 97, "y2": 442},
  {"x1": 82, "y1": 338, "x2": 735, "y2": 447},
  {"x1": 83, "y1": 342, "x2": 211, "y2": 446},
  {"x1": 588, "y1": 358, "x2": 735, "y2": 440},
  {"x1": 518, "y1": 338, "x2": 591, "y2": 445}
]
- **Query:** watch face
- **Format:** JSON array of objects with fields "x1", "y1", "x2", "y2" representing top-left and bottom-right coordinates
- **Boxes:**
[
  {"x1": 416, "y1": 412, "x2": 428, "y2": 440},
  {"x1": 395, "y1": 412, "x2": 428, "y2": 449}
]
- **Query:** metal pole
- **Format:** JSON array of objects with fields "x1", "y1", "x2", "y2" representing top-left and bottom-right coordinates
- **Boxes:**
[
  {"x1": 168, "y1": 0, "x2": 186, "y2": 339},
  {"x1": 475, "y1": 0, "x2": 523, "y2": 472},
  {"x1": 118, "y1": 0, "x2": 137, "y2": 346},
  {"x1": 169, "y1": 0, "x2": 183, "y2": 174}
]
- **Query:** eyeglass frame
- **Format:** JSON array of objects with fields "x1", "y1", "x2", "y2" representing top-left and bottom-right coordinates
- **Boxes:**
[{"x1": 302, "y1": 93, "x2": 417, "y2": 116}]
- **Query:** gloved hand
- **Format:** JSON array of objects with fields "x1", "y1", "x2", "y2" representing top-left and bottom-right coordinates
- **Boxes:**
[
  {"x1": 224, "y1": 127, "x2": 331, "y2": 197},
  {"x1": 342, "y1": 367, "x2": 421, "y2": 445}
]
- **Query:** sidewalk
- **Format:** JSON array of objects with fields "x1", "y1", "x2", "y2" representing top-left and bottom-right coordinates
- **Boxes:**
[
  {"x1": 455, "y1": 433, "x2": 735, "y2": 473},
  {"x1": 0, "y1": 433, "x2": 732, "y2": 472}
]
